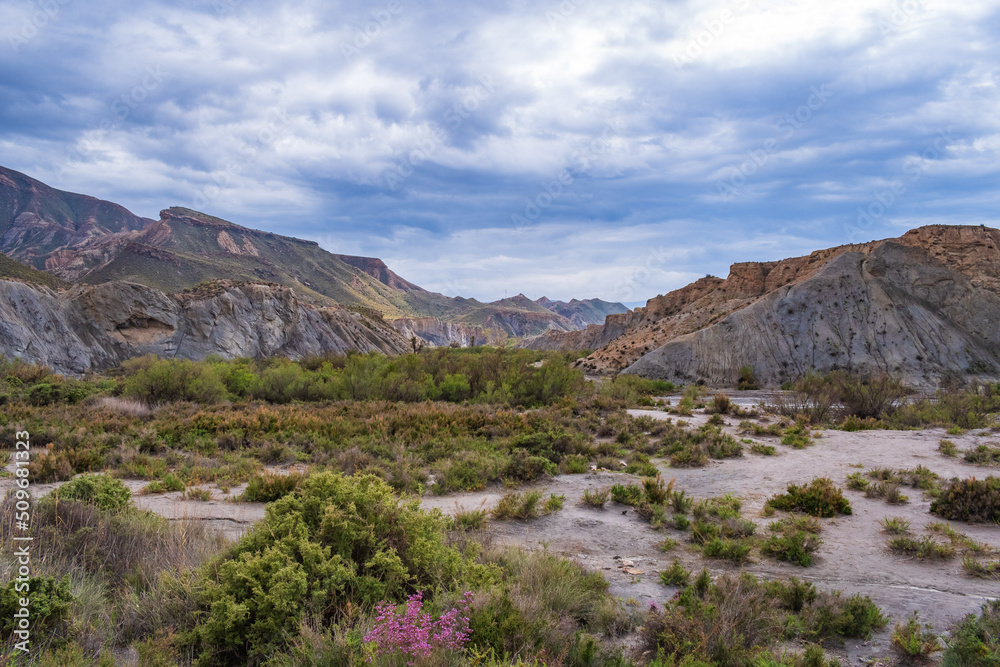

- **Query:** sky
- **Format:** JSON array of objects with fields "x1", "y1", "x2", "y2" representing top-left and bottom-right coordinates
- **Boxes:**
[{"x1": 1, "y1": 0, "x2": 998, "y2": 305}]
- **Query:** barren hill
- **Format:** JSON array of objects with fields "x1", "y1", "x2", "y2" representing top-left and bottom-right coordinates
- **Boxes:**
[
  {"x1": 0, "y1": 278, "x2": 409, "y2": 374},
  {"x1": 0, "y1": 167, "x2": 614, "y2": 348},
  {"x1": 525, "y1": 225, "x2": 1000, "y2": 386}
]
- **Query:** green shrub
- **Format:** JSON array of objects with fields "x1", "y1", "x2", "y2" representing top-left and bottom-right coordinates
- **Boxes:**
[
  {"x1": 492, "y1": 490, "x2": 549, "y2": 520},
  {"x1": 51, "y1": 474, "x2": 133, "y2": 513},
  {"x1": 238, "y1": 471, "x2": 306, "y2": 502},
  {"x1": 761, "y1": 530, "x2": 821, "y2": 567},
  {"x1": 582, "y1": 487, "x2": 611, "y2": 508},
  {"x1": 943, "y1": 601, "x2": 1000, "y2": 667},
  {"x1": 660, "y1": 560, "x2": 690, "y2": 587},
  {"x1": 939, "y1": 439, "x2": 958, "y2": 457},
  {"x1": 123, "y1": 357, "x2": 229, "y2": 404},
  {"x1": 881, "y1": 516, "x2": 910, "y2": 534},
  {"x1": 187, "y1": 472, "x2": 478, "y2": 664},
  {"x1": 142, "y1": 473, "x2": 186, "y2": 495},
  {"x1": 0, "y1": 575, "x2": 74, "y2": 638},
  {"x1": 888, "y1": 536, "x2": 956, "y2": 560},
  {"x1": 930, "y1": 477, "x2": 1000, "y2": 523},
  {"x1": 766, "y1": 478, "x2": 852, "y2": 518},
  {"x1": 891, "y1": 612, "x2": 941, "y2": 659},
  {"x1": 737, "y1": 366, "x2": 760, "y2": 390},
  {"x1": 701, "y1": 537, "x2": 752, "y2": 562},
  {"x1": 610, "y1": 483, "x2": 644, "y2": 506}
]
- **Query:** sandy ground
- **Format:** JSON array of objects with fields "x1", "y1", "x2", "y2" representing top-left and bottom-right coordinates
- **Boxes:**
[
  {"x1": 421, "y1": 410, "x2": 1000, "y2": 662},
  {"x1": 4, "y1": 406, "x2": 998, "y2": 662}
]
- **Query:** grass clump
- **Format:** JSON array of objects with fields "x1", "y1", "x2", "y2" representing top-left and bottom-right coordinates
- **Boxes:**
[
  {"x1": 881, "y1": 516, "x2": 911, "y2": 534},
  {"x1": 141, "y1": 473, "x2": 186, "y2": 495},
  {"x1": 939, "y1": 439, "x2": 959, "y2": 457},
  {"x1": 891, "y1": 612, "x2": 941, "y2": 659},
  {"x1": 750, "y1": 443, "x2": 777, "y2": 456},
  {"x1": 452, "y1": 504, "x2": 489, "y2": 530},
  {"x1": 961, "y1": 556, "x2": 1000, "y2": 579},
  {"x1": 659, "y1": 559, "x2": 691, "y2": 587},
  {"x1": 765, "y1": 478, "x2": 852, "y2": 518},
  {"x1": 761, "y1": 518, "x2": 822, "y2": 567},
  {"x1": 51, "y1": 474, "x2": 133, "y2": 513},
  {"x1": 889, "y1": 535, "x2": 956, "y2": 560},
  {"x1": 930, "y1": 476, "x2": 1000, "y2": 523},
  {"x1": 491, "y1": 490, "x2": 563, "y2": 521},
  {"x1": 638, "y1": 572, "x2": 887, "y2": 667},
  {"x1": 238, "y1": 471, "x2": 306, "y2": 502},
  {"x1": 701, "y1": 537, "x2": 752, "y2": 563},
  {"x1": 964, "y1": 443, "x2": 1000, "y2": 466},
  {"x1": 581, "y1": 486, "x2": 611, "y2": 508}
]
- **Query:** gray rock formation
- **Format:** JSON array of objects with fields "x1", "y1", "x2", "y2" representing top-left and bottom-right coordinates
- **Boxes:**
[
  {"x1": 391, "y1": 317, "x2": 493, "y2": 348},
  {"x1": 0, "y1": 279, "x2": 409, "y2": 374},
  {"x1": 623, "y1": 242, "x2": 1000, "y2": 387}
]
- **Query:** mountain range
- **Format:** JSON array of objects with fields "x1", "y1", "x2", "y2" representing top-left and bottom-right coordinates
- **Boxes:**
[
  {"x1": 4, "y1": 165, "x2": 998, "y2": 386},
  {"x1": 0, "y1": 166, "x2": 626, "y2": 352}
]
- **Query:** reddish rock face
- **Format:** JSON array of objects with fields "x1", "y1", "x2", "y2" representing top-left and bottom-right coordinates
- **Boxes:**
[{"x1": 524, "y1": 225, "x2": 1000, "y2": 385}]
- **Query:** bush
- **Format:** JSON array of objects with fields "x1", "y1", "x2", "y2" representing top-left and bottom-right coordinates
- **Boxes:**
[
  {"x1": 490, "y1": 490, "x2": 560, "y2": 521},
  {"x1": 51, "y1": 474, "x2": 133, "y2": 513},
  {"x1": 610, "y1": 483, "x2": 644, "y2": 506},
  {"x1": 766, "y1": 478, "x2": 852, "y2": 518},
  {"x1": 702, "y1": 537, "x2": 752, "y2": 563},
  {"x1": 238, "y1": 471, "x2": 307, "y2": 502},
  {"x1": 891, "y1": 612, "x2": 941, "y2": 659},
  {"x1": 660, "y1": 560, "x2": 690, "y2": 587},
  {"x1": 123, "y1": 357, "x2": 229, "y2": 404},
  {"x1": 582, "y1": 487, "x2": 611, "y2": 508},
  {"x1": 761, "y1": 530, "x2": 821, "y2": 567},
  {"x1": 737, "y1": 366, "x2": 760, "y2": 390},
  {"x1": 187, "y1": 472, "x2": 478, "y2": 664},
  {"x1": 0, "y1": 575, "x2": 74, "y2": 639},
  {"x1": 942, "y1": 601, "x2": 1000, "y2": 667},
  {"x1": 930, "y1": 477, "x2": 1000, "y2": 523}
]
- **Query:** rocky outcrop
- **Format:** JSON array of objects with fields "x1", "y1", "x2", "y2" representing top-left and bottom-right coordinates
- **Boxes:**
[
  {"x1": 0, "y1": 279, "x2": 409, "y2": 375},
  {"x1": 534, "y1": 297, "x2": 628, "y2": 329},
  {"x1": 622, "y1": 238, "x2": 1000, "y2": 387},
  {"x1": 391, "y1": 317, "x2": 493, "y2": 348},
  {"x1": 527, "y1": 225, "x2": 1000, "y2": 383}
]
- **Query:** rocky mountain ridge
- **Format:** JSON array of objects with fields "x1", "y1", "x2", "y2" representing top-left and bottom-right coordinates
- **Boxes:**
[
  {"x1": 0, "y1": 167, "x2": 617, "y2": 347},
  {"x1": 0, "y1": 278, "x2": 409, "y2": 375},
  {"x1": 525, "y1": 225, "x2": 1000, "y2": 386}
]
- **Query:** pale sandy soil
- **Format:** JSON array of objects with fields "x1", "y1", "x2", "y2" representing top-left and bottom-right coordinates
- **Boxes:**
[
  {"x1": 421, "y1": 410, "x2": 1000, "y2": 662},
  {"x1": 4, "y1": 408, "x2": 998, "y2": 663}
]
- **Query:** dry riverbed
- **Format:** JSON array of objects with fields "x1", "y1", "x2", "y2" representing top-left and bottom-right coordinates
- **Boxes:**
[{"x1": 4, "y1": 407, "x2": 998, "y2": 664}]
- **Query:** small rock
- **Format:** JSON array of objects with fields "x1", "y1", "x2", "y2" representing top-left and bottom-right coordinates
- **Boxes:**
[
  {"x1": 622, "y1": 559, "x2": 634, "y2": 567},
  {"x1": 623, "y1": 567, "x2": 644, "y2": 575}
]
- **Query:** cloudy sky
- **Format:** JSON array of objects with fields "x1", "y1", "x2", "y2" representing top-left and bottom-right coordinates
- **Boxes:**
[{"x1": 2, "y1": 0, "x2": 998, "y2": 304}]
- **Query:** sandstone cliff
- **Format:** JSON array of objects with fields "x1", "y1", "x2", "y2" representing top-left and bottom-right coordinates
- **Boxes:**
[
  {"x1": 0, "y1": 279, "x2": 409, "y2": 375},
  {"x1": 524, "y1": 225, "x2": 1000, "y2": 386}
]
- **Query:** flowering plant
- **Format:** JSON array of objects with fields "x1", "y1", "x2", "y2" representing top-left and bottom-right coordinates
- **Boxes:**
[{"x1": 364, "y1": 591, "x2": 474, "y2": 664}]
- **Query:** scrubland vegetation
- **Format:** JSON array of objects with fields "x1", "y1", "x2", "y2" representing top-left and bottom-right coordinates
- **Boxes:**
[{"x1": 1, "y1": 352, "x2": 999, "y2": 665}]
